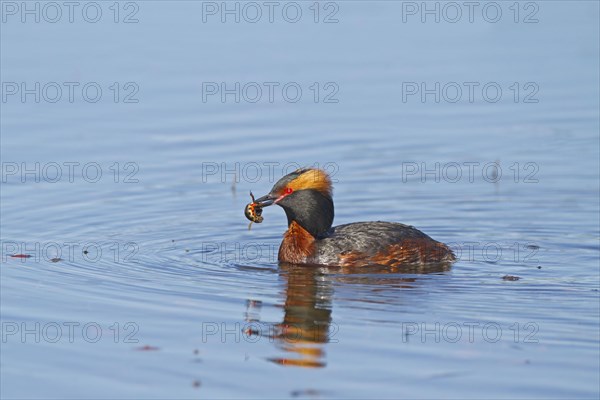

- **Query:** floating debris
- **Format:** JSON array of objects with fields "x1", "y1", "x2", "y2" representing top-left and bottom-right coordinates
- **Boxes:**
[
  {"x1": 9, "y1": 254, "x2": 31, "y2": 258},
  {"x1": 502, "y1": 275, "x2": 521, "y2": 281},
  {"x1": 135, "y1": 345, "x2": 160, "y2": 351},
  {"x1": 291, "y1": 389, "x2": 322, "y2": 398}
]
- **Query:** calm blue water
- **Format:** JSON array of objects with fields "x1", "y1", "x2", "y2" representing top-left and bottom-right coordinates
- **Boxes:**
[{"x1": 1, "y1": 1, "x2": 599, "y2": 399}]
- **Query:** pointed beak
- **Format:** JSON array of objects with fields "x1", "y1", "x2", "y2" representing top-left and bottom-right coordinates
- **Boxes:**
[{"x1": 254, "y1": 193, "x2": 276, "y2": 208}]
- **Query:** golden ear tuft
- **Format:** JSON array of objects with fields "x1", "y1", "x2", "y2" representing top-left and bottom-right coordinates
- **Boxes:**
[{"x1": 287, "y1": 168, "x2": 332, "y2": 196}]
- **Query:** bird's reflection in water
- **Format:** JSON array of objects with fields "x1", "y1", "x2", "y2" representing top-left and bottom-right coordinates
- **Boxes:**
[{"x1": 245, "y1": 262, "x2": 452, "y2": 368}]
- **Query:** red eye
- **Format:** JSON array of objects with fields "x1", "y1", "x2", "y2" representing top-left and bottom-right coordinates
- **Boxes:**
[{"x1": 285, "y1": 187, "x2": 293, "y2": 194}]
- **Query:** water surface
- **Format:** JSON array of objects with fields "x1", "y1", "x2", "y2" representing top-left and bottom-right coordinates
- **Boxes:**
[{"x1": 1, "y1": 1, "x2": 599, "y2": 399}]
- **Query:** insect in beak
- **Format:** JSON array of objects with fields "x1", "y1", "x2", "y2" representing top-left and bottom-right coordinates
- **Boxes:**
[{"x1": 244, "y1": 191, "x2": 264, "y2": 230}]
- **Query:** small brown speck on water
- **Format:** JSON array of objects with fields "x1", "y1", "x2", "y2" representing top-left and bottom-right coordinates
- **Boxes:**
[
  {"x1": 502, "y1": 275, "x2": 521, "y2": 281},
  {"x1": 135, "y1": 345, "x2": 160, "y2": 351},
  {"x1": 50, "y1": 258, "x2": 62, "y2": 263},
  {"x1": 10, "y1": 254, "x2": 31, "y2": 258},
  {"x1": 291, "y1": 389, "x2": 321, "y2": 398}
]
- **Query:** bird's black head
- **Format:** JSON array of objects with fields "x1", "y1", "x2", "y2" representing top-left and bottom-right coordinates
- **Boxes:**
[{"x1": 253, "y1": 168, "x2": 334, "y2": 237}]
